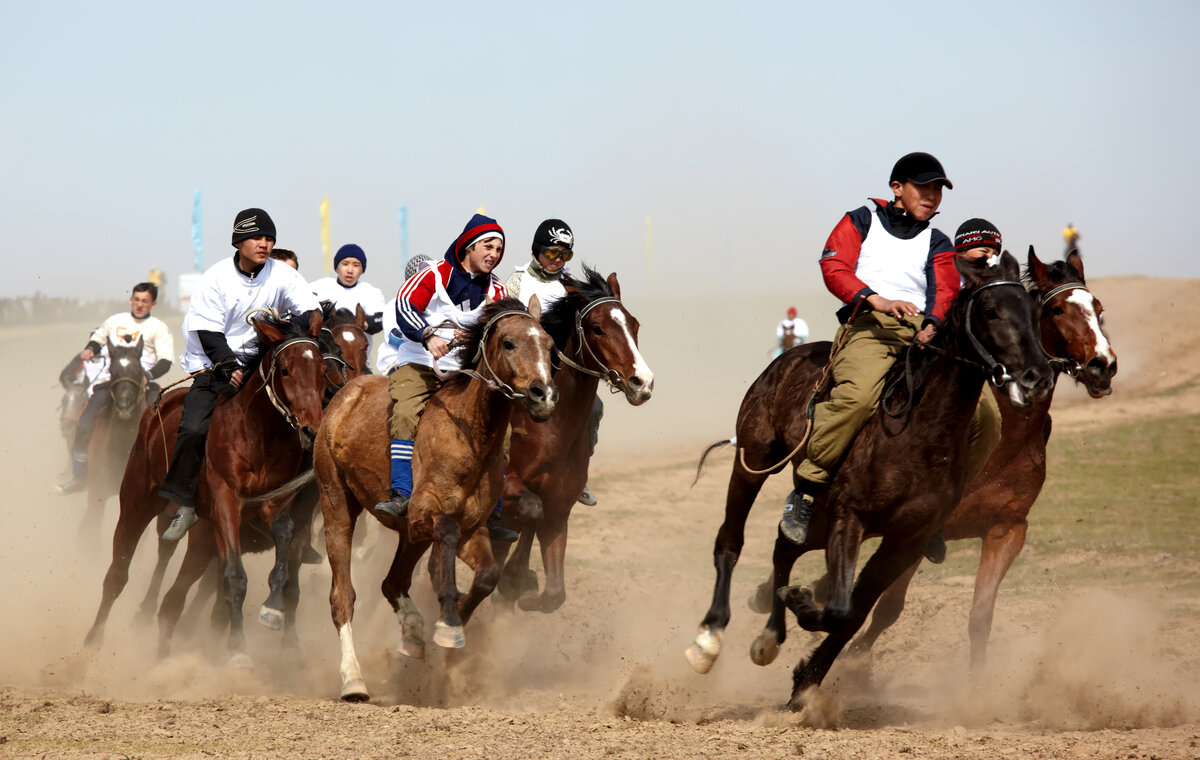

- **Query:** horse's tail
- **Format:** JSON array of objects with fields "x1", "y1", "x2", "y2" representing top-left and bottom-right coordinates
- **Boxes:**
[
  {"x1": 243, "y1": 469, "x2": 315, "y2": 506},
  {"x1": 691, "y1": 436, "x2": 736, "y2": 487}
]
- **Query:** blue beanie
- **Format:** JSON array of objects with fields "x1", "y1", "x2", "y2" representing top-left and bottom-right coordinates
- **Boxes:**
[{"x1": 334, "y1": 243, "x2": 366, "y2": 271}]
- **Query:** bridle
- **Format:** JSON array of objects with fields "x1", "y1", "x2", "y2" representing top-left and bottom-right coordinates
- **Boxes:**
[
  {"x1": 319, "y1": 326, "x2": 353, "y2": 387},
  {"x1": 256, "y1": 336, "x2": 322, "y2": 431},
  {"x1": 1037, "y1": 281, "x2": 1090, "y2": 377},
  {"x1": 553, "y1": 296, "x2": 627, "y2": 393},
  {"x1": 432, "y1": 309, "x2": 542, "y2": 400},
  {"x1": 962, "y1": 279, "x2": 1029, "y2": 388}
]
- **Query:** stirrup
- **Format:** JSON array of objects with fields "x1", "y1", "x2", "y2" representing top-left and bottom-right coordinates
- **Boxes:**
[{"x1": 779, "y1": 490, "x2": 815, "y2": 545}]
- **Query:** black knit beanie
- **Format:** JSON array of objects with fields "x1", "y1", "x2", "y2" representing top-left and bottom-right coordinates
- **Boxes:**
[
  {"x1": 954, "y1": 218, "x2": 1002, "y2": 254},
  {"x1": 532, "y1": 219, "x2": 574, "y2": 256},
  {"x1": 231, "y1": 208, "x2": 277, "y2": 245}
]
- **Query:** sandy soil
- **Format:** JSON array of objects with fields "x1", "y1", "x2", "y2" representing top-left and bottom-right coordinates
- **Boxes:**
[{"x1": 1, "y1": 274, "x2": 1199, "y2": 759}]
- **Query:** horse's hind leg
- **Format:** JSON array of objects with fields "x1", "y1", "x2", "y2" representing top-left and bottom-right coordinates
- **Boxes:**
[
  {"x1": 787, "y1": 535, "x2": 925, "y2": 709},
  {"x1": 747, "y1": 526, "x2": 808, "y2": 667},
  {"x1": 456, "y1": 530, "x2": 500, "y2": 625},
  {"x1": 157, "y1": 522, "x2": 217, "y2": 658},
  {"x1": 968, "y1": 521, "x2": 1026, "y2": 677},
  {"x1": 429, "y1": 514, "x2": 464, "y2": 649},
  {"x1": 688, "y1": 468, "x2": 769, "y2": 674},
  {"x1": 136, "y1": 510, "x2": 181, "y2": 625},
  {"x1": 848, "y1": 558, "x2": 921, "y2": 656},
  {"x1": 280, "y1": 496, "x2": 317, "y2": 656},
  {"x1": 85, "y1": 491, "x2": 165, "y2": 647},
  {"x1": 258, "y1": 507, "x2": 294, "y2": 631},
  {"x1": 320, "y1": 471, "x2": 369, "y2": 700}
]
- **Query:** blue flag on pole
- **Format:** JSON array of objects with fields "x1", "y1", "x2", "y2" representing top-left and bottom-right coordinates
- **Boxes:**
[
  {"x1": 191, "y1": 188, "x2": 203, "y2": 272},
  {"x1": 399, "y1": 204, "x2": 409, "y2": 276}
]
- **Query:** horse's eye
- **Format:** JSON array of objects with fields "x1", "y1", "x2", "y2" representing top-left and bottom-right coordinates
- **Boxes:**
[
  {"x1": 1050, "y1": 306, "x2": 1065, "y2": 316},
  {"x1": 983, "y1": 307, "x2": 999, "y2": 320},
  {"x1": 503, "y1": 339, "x2": 516, "y2": 350},
  {"x1": 591, "y1": 325, "x2": 604, "y2": 336},
  {"x1": 280, "y1": 368, "x2": 290, "y2": 377}
]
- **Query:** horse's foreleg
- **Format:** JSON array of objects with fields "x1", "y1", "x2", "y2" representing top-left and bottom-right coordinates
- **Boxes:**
[
  {"x1": 455, "y1": 530, "x2": 499, "y2": 625},
  {"x1": 429, "y1": 514, "x2": 464, "y2": 649},
  {"x1": 848, "y1": 558, "x2": 921, "y2": 656},
  {"x1": 498, "y1": 490, "x2": 541, "y2": 603},
  {"x1": 523, "y1": 513, "x2": 568, "y2": 613},
  {"x1": 381, "y1": 535, "x2": 431, "y2": 661},
  {"x1": 688, "y1": 469, "x2": 768, "y2": 674},
  {"x1": 788, "y1": 534, "x2": 925, "y2": 710},
  {"x1": 318, "y1": 468, "x2": 369, "y2": 701},
  {"x1": 258, "y1": 508, "x2": 294, "y2": 631},
  {"x1": 136, "y1": 510, "x2": 181, "y2": 625},
  {"x1": 749, "y1": 528, "x2": 807, "y2": 667},
  {"x1": 85, "y1": 491, "x2": 163, "y2": 647},
  {"x1": 969, "y1": 521, "x2": 1026, "y2": 677},
  {"x1": 156, "y1": 522, "x2": 217, "y2": 659},
  {"x1": 280, "y1": 497, "x2": 315, "y2": 655},
  {"x1": 211, "y1": 492, "x2": 250, "y2": 666},
  {"x1": 818, "y1": 511, "x2": 866, "y2": 628}
]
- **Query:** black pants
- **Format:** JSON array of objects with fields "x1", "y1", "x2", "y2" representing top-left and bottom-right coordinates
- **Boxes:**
[
  {"x1": 157, "y1": 372, "x2": 223, "y2": 507},
  {"x1": 588, "y1": 396, "x2": 604, "y2": 456},
  {"x1": 72, "y1": 384, "x2": 111, "y2": 457}
]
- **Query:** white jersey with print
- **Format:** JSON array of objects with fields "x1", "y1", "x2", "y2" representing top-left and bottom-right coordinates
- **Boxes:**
[
  {"x1": 180, "y1": 256, "x2": 320, "y2": 373},
  {"x1": 87, "y1": 311, "x2": 175, "y2": 387},
  {"x1": 511, "y1": 263, "x2": 567, "y2": 311},
  {"x1": 375, "y1": 297, "x2": 406, "y2": 374},
  {"x1": 776, "y1": 317, "x2": 809, "y2": 344},
  {"x1": 309, "y1": 276, "x2": 386, "y2": 320}
]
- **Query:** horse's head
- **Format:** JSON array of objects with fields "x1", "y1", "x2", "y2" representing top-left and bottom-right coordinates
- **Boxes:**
[
  {"x1": 252, "y1": 309, "x2": 327, "y2": 450},
  {"x1": 1027, "y1": 247, "x2": 1117, "y2": 398},
  {"x1": 560, "y1": 269, "x2": 654, "y2": 406},
  {"x1": 106, "y1": 336, "x2": 147, "y2": 421},
  {"x1": 955, "y1": 251, "x2": 1054, "y2": 407},
  {"x1": 464, "y1": 297, "x2": 558, "y2": 421},
  {"x1": 319, "y1": 302, "x2": 370, "y2": 393}
]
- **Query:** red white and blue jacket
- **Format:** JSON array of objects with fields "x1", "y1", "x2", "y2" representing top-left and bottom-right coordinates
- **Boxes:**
[{"x1": 819, "y1": 198, "x2": 958, "y2": 328}]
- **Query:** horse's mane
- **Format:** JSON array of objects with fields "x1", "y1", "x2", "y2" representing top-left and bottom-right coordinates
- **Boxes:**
[
  {"x1": 541, "y1": 265, "x2": 614, "y2": 351},
  {"x1": 453, "y1": 297, "x2": 531, "y2": 372},
  {"x1": 243, "y1": 310, "x2": 316, "y2": 372},
  {"x1": 1023, "y1": 258, "x2": 1085, "y2": 301}
]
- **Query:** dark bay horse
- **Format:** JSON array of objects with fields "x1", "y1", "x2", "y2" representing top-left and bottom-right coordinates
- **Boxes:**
[
  {"x1": 685, "y1": 253, "x2": 1054, "y2": 708},
  {"x1": 840, "y1": 249, "x2": 1117, "y2": 672},
  {"x1": 496, "y1": 268, "x2": 654, "y2": 612},
  {"x1": 143, "y1": 309, "x2": 367, "y2": 656},
  {"x1": 79, "y1": 337, "x2": 150, "y2": 538},
  {"x1": 314, "y1": 298, "x2": 557, "y2": 701},
  {"x1": 86, "y1": 310, "x2": 328, "y2": 666}
]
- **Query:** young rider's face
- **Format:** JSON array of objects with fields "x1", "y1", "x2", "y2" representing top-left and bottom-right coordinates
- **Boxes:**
[
  {"x1": 336, "y1": 257, "x2": 364, "y2": 287},
  {"x1": 236, "y1": 236, "x2": 275, "y2": 268},
  {"x1": 536, "y1": 247, "x2": 567, "y2": 274},
  {"x1": 129, "y1": 291, "x2": 155, "y2": 318},
  {"x1": 890, "y1": 180, "x2": 943, "y2": 222},
  {"x1": 463, "y1": 238, "x2": 503, "y2": 275},
  {"x1": 958, "y1": 246, "x2": 994, "y2": 263}
]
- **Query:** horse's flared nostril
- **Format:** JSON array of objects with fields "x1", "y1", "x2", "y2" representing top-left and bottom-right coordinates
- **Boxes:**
[
  {"x1": 528, "y1": 384, "x2": 545, "y2": 401},
  {"x1": 627, "y1": 375, "x2": 644, "y2": 389},
  {"x1": 1086, "y1": 357, "x2": 1111, "y2": 379}
]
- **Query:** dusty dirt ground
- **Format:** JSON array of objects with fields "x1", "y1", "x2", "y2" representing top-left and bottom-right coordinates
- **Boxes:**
[{"x1": 2, "y1": 274, "x2": 1199, "y2": 759}]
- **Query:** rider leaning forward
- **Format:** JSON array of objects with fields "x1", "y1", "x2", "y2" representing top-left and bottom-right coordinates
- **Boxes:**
[
  {"x1": 505, "y1": 219, "x2": 603, "y2": 507},
  {"x1": 56, "y1": 282, "x2": 175, "y2": 494},
  {"x1": 158, "y1": 208, "x2": 319, "y2": 540},
  {"x1": 779, "y1": 152, "x2": 1001, "y2": 563},
  {"x1": 374, "y1": 213, "x2": 518, "y2": 540}
]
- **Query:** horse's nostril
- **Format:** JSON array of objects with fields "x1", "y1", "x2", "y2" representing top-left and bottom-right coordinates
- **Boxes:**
[
  {"x1": 1086, "y1": 357, "x2": 1108, "y2": 377},
  {"x1": 628, "y1": 376, "x2": 643, "y2": 388},
  {"x1": 528, "y1": 385, "x2": 545, "y2": 401}
]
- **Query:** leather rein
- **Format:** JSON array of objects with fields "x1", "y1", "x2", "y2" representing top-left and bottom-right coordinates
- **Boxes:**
[{"x1": 553, "y1": 296, "x2": 628, "y2": 393}]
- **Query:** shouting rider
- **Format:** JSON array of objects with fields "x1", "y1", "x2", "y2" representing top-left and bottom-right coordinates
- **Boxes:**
[
  {"x1": 375, "y1": 213, "x2": 518, "y2": 540},
  {"x1": 309, "y1": 243, "x2": 386, "y2": 344},
  {"x1": 56, "y1": 282, "x2": 175, "y2": 494},
  {"x1": 158, "y1": 208, "x2": 320, "y2": 540},
  {"x1": 778, "y1": 152, "x2": 968, "y2": 559},
  {"x1": 505, "y1": 219, "x2": 603, "y2": 507}
]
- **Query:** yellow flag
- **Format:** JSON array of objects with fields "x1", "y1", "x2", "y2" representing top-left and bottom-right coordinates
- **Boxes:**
[
  {"x1": 645, "y1": 215, "x2": 654, "y2": 281},
  {"x1": 320, "y1": 197, "x2": 332, "y2": 275},
  {"x1": 476, "y1": 205, "x2": 487, "y2": 215}
]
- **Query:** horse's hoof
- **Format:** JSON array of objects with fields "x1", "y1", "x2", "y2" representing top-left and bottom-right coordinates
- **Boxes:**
[
  {"x1": 685, "y1": 627, "x2": 724, "y2": 675},
  {"x1": 517, "y1": 591, "x2": 542, "y2": 612},
  {"x1": 228, "y1": 653, "x2": 255, "y2": 670},
  {"x1": 340, "y1": 679, "x2": 370, "y2": 702},
  {"x1": 258, "y1": 606, "x2": 284, "y2": 631},
  {"x1": 748, "y1": 581, "x2": 775, "y2": 614},
  {"x1": 432, "y1": 621, "x2": 465, "y2": 649},
  {"x1": 750, "y1": 630, "x2": 781, "y2": 667},
  {"x1": 397, "y1": 637, "x2": 425, "y2": 660}
]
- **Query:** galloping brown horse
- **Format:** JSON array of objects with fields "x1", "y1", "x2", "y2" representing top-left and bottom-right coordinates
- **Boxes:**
[
  {"x1": 838, "y1": 249, "x2": 1117, "y2": 672},
  {"x1": 145, "y1": 309, "x2": 367, "y2": 656},
  {"x1": 496, "y1": 268, "x2": 654, "y2": 612},
  {"x1": 685, "y1": 253, "x2": 1054, "y2": 708},
  {"x1": 86, "y1": 310, "x2": 328, "y2": 666},
  {"x1": 314, "y1": 298, "x2": 557, "y2": 701}
]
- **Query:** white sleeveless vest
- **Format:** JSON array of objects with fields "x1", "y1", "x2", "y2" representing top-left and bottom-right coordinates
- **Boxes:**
[{"x1": 853, "y1": 215, "x2": 933, "y2": 309}]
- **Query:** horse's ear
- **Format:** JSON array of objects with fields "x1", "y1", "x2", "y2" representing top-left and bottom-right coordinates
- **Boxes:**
[
  {"x1": 135, "y1": 335, "x2": 145, "y2": 353},
  {"x1": 997, "y1": 250, "x2": 1021, "y2": 280},
  {"x1": 354, "y1": 303, "x2": 367, "y2": 330},
  {"x1": 527, "y1": 294, "x2": 542, "y2": 320},
  {"x1": 106, "y1": 337, "x2": 116, "y2": 356},
  {"x1": 1066, "y1": 248, "x2": 1086, "y2": 282},
  {"x1": 254, "y1": 318, "x2": 287, "y2": 345},
  {"x1": 307, "y1": 308, "x2": 324, "y2": 338},
  {"x1": 606, "y1": 272, "x2": 622, "y2": 299},
  {"x1": 1028, "y1": 245, "x2": 1050, "y2": 285}
]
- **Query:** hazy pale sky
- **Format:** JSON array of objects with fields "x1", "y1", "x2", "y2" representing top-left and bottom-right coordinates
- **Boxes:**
[{"x1": 2, "y1": 0, "x2": 1197, "y2": 305}]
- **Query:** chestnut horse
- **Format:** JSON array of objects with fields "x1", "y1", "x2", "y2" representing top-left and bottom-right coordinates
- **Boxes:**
[
  {"x1": 315, "y1": 297, "x2": 557, "y2": 701},
  {"x1": 85, "y1": 310, "x2": 328, "y2": 666},
  {"x1": 79, "y1": 337, "x2": 150, "y2": 539},
  {"x1": 145, "y1": 309, "x2": 367, "y2": 657},
  {"x1": 839, "y1": 249, "x2": 1117, "y2": 672},
  {"x1": 685, "y1": 253, "x2": 1054, "y2": 708},
  {"x1": 495, "y1": 268, "x2": 654, "y2": 612}
]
